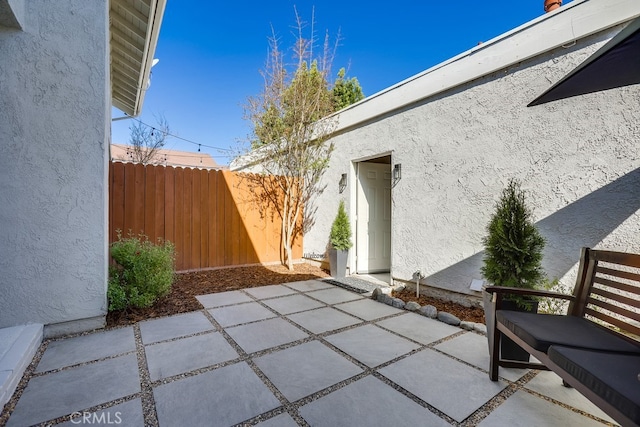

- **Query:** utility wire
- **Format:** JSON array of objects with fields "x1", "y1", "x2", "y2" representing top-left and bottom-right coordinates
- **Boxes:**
[{"x1": 128, "y1": 116, "x2": 236, "y2": 153}]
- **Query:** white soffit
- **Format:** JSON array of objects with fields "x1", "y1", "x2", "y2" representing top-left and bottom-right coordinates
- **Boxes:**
[
  {"x1": 332, "y1": 0, "x2": 640, "y2": 133},
  {"x1": 110, "y1": 0, "x2": 167, "y2": 117}
]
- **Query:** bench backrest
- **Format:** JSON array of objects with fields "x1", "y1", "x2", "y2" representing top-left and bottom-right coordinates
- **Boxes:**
[{"x1": 569, "y1": 247, "x2": 640, "y2": 343}]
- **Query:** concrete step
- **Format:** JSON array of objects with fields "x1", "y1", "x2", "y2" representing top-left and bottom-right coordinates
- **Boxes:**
[{"x1": 0, "y1": 324, "x2": 43, "y2": 408}]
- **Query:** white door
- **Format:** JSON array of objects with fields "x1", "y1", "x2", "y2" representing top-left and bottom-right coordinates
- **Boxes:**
[{"x1": 356, "y1": 162, "x2": 391, "y2": 273}]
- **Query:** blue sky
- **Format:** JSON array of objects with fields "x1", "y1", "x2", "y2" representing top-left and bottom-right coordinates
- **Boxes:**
[{"x1": 111, "y1": 1, "x2": 562, "y2": 165}]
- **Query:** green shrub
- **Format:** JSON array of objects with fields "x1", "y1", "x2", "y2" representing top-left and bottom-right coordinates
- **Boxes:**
[
  {"x1": 538, "y1": 278, "x2": 571, "y2": 315},
  {"x1": 108, "y1": 232, "x2": 175, "y2": 311},
  {"x1": 481, "y1": 179, "x2": 546, "y2": 307},
  {"x1": 330, "y1": 200, "x2": 353, "y2": 251}
]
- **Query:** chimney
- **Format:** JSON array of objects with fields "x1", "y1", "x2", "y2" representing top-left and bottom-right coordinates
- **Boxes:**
[{"x1": 544, "y1": 0, "x2": 562, "y2": 12}]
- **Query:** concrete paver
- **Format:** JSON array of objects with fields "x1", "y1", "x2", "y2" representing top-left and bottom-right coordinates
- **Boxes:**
[
  {"x1": 524, "y1": 370, "x2": 617, "y2": 423},
  {"x1": 57, "y1": 398, "x2": 145, "y2": 427},
  {"x1": 196, "y1": 290, "x2": 253, "y2": 308},
  {"x1": 226, "y1": 317, "x2": 308, "y2": 354},
  {"x1": 306, "y1": 287, "x2": 364, "y2": 304},
  {"x1": 154, "y1": 362, "x2": 280, "y2": 427},
  {"x1": 283, "y1": 280, "x2": 333, "y2": 292},
  {"x1": 434, "y1": 331, "x2": 529, "y2": 382},
  {"x1": 254, "y1": 341, "x2": 362, "y2": 401},
  {"x1": 255, "y1": 413, "x2": 299, "y2": 427},
  {"x1": 36, "y1": 326, "x2": 135, "y2": 372},
  {"x1": 244, "y1": 284, "x2": 298, "y2": 299},
  {"x1": 334, "y1": 298, "x2": 403, "y2": 321},
  {"x1": 208, "y1": 302, "x2": 276, "y2": 327},
  {"x1": 145, "y1": 332, "x2": 238, "y2": 381},
  {"x1": 287, "y1": 307, "x2": 362, "y2": 334},
  {"x1": 326, "y1": 324, "x2": 420, "y2": 367},
  {"x1": 139, "y1": 311, "x2": 214, "y2": 344},
  {"x1": 379, "y1": 349, "x2": 507, "y2": 422},
  {"x1": 478, "y1": 390, "x2": 608, "y2": 427},
  {"x1": 7, "y1": 354, "x2": 140, "y2": 427},
  {"x1": 299, "y1": 375, "x2": 451, "y2": 427},
  {"x1": 377, "y1": 312, "x2": 460, "y2": 345},
  {"x1": 261, "y1": 294, "x2": 324, "y2": 315}
]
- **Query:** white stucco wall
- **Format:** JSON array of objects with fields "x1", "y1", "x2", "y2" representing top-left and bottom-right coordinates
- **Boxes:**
[
  {"x1": 0, "y1": 0, "x2": 109, "y2": 331},
  {"x1": 306, "y1": 15, "x2": 640, "y2": 300}
]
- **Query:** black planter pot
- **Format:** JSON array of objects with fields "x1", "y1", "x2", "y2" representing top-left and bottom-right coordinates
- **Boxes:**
[
  {"x1": 329, "y1": 248, "x2": 348, "y2": 278},
  {"x1": 500, "y1": 299, "x2": 539, "y2": 362}
]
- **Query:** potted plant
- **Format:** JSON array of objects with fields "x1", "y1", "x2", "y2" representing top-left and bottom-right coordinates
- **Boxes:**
[
  {"x1": 481, "y1": 179, "x2": 546, "y2": 361},
  {"x1": 328, "y1": 200, "x2": 353, "y2": 278}
]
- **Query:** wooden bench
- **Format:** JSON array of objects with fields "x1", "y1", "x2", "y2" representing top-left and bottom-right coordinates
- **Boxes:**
[{"x1": 484, "y1": 247, "x2": 640, "y2": 427}]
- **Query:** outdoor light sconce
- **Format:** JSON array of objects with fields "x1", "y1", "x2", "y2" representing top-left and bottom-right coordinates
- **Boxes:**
[
  {"x1": 339, "y1": 173, "x2": 347, "y2": 193},
  {"x1": 393, "y1": 163, "x2": 402, "y2": 186}
]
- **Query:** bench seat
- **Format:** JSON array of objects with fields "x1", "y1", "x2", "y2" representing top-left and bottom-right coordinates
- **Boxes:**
[
  {"x1": 497, "y1": 311, "x2": 640, "y2": 354},
  {"x1": 547, "y1": 345, "x2": 640, "y2": 426}
]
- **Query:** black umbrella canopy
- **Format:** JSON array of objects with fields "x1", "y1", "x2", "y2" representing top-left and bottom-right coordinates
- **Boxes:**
[{"x1": 528, "y1": 16, "x2": 640, "y2": 106}]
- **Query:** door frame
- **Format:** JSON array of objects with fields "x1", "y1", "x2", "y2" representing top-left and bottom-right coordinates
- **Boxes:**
[{"x1": 348, "y1": 152, "x2": 394, "y2": 282}]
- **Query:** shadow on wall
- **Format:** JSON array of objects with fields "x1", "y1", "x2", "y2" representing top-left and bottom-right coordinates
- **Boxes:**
[{"x1": 426, "y1": 167, "x2": 640, "y2": 295}]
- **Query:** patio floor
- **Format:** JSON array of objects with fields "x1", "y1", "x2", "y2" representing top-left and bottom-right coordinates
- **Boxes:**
[{"x1": 1, "y1": 280, "x2": 618, "y2": 426}]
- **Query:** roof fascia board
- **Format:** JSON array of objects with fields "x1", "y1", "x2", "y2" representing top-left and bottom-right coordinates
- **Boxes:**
[
  {"x1": 132, "y1": 0, "x2": 167, "y2": 116},
  {"x1": 331, "y1": 0, "x2": 640, "y2": 133}
]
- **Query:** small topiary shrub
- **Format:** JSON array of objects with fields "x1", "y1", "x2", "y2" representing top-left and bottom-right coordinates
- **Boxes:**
[
  {"x1": 108, "y1": 232, "x2": 175, "y2": 311},
  {"x1": 481, "y1": 179, "x2": 546, "y2": 307},
  {"x1": 330, "y1": 200, "x2": 353, "y2": 251}
]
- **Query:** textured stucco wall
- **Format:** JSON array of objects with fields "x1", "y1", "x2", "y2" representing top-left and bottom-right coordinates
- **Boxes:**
[
  {"x1": 305, "y1": 25, "x2": 640, "y2": 298},
  {"x1": 0, "y1": 1, "x2": 109, "y2": 329}
]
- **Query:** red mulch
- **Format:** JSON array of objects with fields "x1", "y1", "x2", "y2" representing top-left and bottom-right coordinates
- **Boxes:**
[
  {"x1": 392, "y1": 288, "x2": 486, "y2": 324},
  {"x1": 106, "y1": 263, "x2": 485, "y2": 327}
]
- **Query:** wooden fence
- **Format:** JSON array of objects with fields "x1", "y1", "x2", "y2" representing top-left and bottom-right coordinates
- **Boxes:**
[{"x1": 109, "y1": 161, "x2": 302, "y2": 271}]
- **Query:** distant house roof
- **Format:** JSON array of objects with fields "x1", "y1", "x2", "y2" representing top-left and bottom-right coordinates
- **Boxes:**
[
  {"x1": 110, "y1": 0, "x2": 167, "y2": 117},
  {"x1": 111, "y1": 144, "x2": 221, "y2": 169}
]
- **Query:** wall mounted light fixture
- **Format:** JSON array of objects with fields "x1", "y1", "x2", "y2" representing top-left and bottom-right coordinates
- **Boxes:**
[
  {"x1": 393, "y1": 164, "x2": 402, "y2": 186},
  {"x1": 339, "y1": 173, "x2": 347, "y2": 193}
]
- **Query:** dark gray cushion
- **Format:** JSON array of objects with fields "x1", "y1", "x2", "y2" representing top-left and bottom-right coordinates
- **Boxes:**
[
  {"x1": 548, "y1": 345, "x2": 640, "y2": 425},
  {"x1": 496, "y1": 311, "x2": 640, "y2": 354}
]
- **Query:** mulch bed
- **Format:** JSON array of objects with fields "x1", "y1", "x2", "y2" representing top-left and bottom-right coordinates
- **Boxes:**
[
  {"x1": 392, "y1": 288, "x2": 486, "y2": 324},
  {"x1": 107, "y1": 263, "x2": 485, "y2": 327}
]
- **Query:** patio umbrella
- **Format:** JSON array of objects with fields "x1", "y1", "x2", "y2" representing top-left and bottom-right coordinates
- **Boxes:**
[{"x1": 528, "y1": 16, "x2": 640, "y2": 106}]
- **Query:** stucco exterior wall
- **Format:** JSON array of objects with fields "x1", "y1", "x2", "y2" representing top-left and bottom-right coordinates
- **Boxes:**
[
  {"x1": 0, "y1": 0, "x2": 109, "y2": 331},
  {"x1": 305, "y1": 25, "x2": 640, "y2": 299}
]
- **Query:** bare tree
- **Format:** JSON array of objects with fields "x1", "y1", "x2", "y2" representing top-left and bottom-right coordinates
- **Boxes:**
[
  {"x1": 244, "y1": 8, "x2": 341, "y2": 270},
  {"x1": 128, "y1": 116, "x2": 170, "y2": 164}
]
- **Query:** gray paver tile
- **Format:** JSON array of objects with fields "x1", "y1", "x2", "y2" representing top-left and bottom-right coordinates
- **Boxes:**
[
  {"x1": 145, "y1": 332, "x2": 238, "y2": 381},
  {"x1": 261, "y1": 294, "x2": 324, "y2": 315},
  {"x1": 478, "y1": 390, "x2": 608, "y2": 426},
  {"x1": 139, "y1": 311, "x2": 214, "y2": 344},
  {"x1": 208, "y1": 302, "x2": 276, "y2": 327},
  {"x1": 306, "y1": 287, "x2": 364, "y2": 304},
  {"x1": 325, "y1": 324, "x2": 420, "y2": 367},
  {"x1": 524, "y1": 371, "x2": 617, "y2": 423},
  {"x1": 377, "y1": 312, "x2": 460, "y2": 345},
  {"x1": 379, "y1": 349, "x2": 506, "y2": 422},
  {"x1": 334, "y1": 298, "x2": 403, "y2": 321},
  {"x1": 7, "y1": 354, "x2": 140, "y2": 427},
  {"x1": 196, "y1": 290, "x2": 253, "y2": 308},
  {"x1": 58, "y1": 398, "x2": 144, "y2": 427},
  {"x1": 255, "y1": 413, "x2": 299, "y2": 427},
  {"x1": 287, "y1": 307, "x2": 362, "y2": 334},
  {"x1": 226, "y1": 317, "x2": 308, "y2": 354},
  {"x1": 36, "y1": 327, "x2": 135, "y2": 372},
  {"x1": 154, "y1": 362, "x2": 280, "y2": 427},
  {"x1": 299, "y1": 375, "x2": 450, "y2": 427},
  {"x1": 284, "y1": 280, "x2": 334, "y2": 292},
  {"x1": 434, "y1": 331, "x2": 529, "y2": 382},
  {"x1": 254, "y1": 341, "x2": 362, "y2": 401},
  {"x1": 244, "y1": 284, "x2": 298, "y2": 299}
]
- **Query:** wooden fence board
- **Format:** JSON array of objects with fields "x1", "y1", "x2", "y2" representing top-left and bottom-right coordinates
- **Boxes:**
[{"x1": 109, "y1": 161, "x2": 303, "y2": 271}]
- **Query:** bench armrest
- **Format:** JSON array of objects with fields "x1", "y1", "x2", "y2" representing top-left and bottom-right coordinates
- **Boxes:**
[{"x1": 483, "y1": 286, "x2": 575, "y2": 302}]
